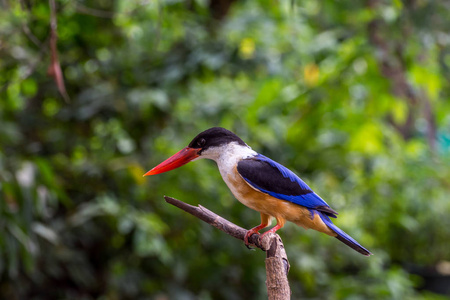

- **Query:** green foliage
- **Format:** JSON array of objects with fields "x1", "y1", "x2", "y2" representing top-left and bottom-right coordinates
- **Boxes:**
[{"x1": 1, "y1": 0, "x2": 450, "y2": 299}]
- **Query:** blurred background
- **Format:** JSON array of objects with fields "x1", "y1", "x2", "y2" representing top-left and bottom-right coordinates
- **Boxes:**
[{"x1": 1, "y1": 0, "x2": 450, "y2": 299}]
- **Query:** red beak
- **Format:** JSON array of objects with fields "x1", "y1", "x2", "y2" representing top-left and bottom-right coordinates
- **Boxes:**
[{"x1": 143, "y1": 147, "x2": 200, "y2": 176}]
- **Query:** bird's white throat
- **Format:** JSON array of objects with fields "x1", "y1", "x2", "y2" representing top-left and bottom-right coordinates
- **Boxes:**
[{"x1": 199, "y1": 142, "x2": 257, "y2": 178}]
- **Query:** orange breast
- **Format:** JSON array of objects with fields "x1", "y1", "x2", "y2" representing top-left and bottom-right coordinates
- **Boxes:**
[{"x1": 227, "y1": 168, "x2": 336, "y2": 237}]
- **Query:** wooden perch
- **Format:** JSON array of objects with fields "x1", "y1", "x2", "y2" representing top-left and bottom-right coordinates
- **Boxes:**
[{"x1": 164, "y1": 196, "x2": 291, "y2": 300}]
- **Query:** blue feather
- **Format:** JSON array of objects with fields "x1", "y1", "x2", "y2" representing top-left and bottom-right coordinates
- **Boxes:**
[
  {"x1": 318, "y1": 212, "x2": 372, "y2": 256},
  {"x1": 241, "y1": 154, "x2": 333, "y2": 212},
  {"x1": 256, "y1": 154, "x2": 311, "y2": 190},
  {"x1": 238, "y1": 154, "x2": 372, "y2": 255},
  {"x1": 246, "y1": 183, "x2": 331, "y2": 211}
]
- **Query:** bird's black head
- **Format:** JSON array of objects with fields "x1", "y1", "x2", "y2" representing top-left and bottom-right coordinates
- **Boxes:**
[
  {"x1": 143, "y1": 127, "x2": 248, "y2": 176},
  {"x1": 188, "y1": 127, "x2": 247, "y2": 154}
]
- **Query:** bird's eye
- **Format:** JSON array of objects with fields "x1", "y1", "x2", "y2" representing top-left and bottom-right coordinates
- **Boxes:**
[{"x1": 197, "y1": 138, "x2": 206, "y2": 147}]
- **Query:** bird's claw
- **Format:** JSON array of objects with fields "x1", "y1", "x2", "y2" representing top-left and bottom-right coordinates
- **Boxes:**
[{"x1": 244, "y1": 229, "x2": 260, "y2": 248}]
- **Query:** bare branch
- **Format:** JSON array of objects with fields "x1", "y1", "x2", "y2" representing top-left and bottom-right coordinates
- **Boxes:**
[
  {"x1": 164, "y1": 196, "x2": 264, "y2": 248},
  {"x1": 367, "y1": 0, "x2": 437, "y2": 153},
  {"x1": 164, "y1": 196, "x2": 291, "y2": 299},
  {"x1": 48, "y1": 0, "x2": 70, "y2": 103}
]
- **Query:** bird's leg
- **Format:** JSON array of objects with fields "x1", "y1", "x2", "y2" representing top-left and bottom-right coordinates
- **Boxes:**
[
  {"x1": 244, "y1": 213, "x2": 272, "y2": 245},
  {"x1": 260, "y1": 217, "x2": 285, "y2": 239}
]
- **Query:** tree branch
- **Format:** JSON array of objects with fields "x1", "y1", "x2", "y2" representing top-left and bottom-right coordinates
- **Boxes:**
[
  {"x1": 164, "y1": 196, "x2": 291, "y2": 299},
  {"x1": 48, "y1": 0, "x2": 70, "y2": 103},
  {"x1": 367, "y1": 0, "x2": 437, "y2": 153}
]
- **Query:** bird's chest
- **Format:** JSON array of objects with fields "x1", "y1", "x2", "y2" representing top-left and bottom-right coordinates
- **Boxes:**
[
  {"x1": 217, "y1": 161, "x2": 277, "y2": 214},
  {"x1": 217, "y1": 159, "x2": 246, "y2": 198},
  {"x1": 217, "y1": 158, "x2": 260, "y2": 208},
  {"x1": 214, "y1": 147, "x2": 281, "y2": 215}
]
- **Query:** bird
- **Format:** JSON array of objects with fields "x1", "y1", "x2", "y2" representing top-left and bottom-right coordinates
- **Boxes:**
[{"x1": 144, "y1": 127, "x2": 372, "y2": 256}]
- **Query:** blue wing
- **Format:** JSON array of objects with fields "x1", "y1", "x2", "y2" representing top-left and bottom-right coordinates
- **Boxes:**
[{"x1": 237, "y1": 154, "x2": 338, "y2": 218}]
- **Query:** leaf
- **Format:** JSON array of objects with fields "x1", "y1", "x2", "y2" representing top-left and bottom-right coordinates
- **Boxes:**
[
  {"x1": 349, "y1": 122, "x2": 384, "y2": 154},
  {"x1": 32, "y1": 222, "x2": 59, "y2": 245}
]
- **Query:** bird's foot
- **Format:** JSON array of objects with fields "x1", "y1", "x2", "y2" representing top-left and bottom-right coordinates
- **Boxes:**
[
  {"x1": 260, "y1": 224, "x2": 282, "y2": 239},
  {"x1": 244, "y1": 228, "x2": 261, "y2": 247}
]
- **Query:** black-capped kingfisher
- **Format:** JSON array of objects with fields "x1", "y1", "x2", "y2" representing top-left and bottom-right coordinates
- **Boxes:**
[{"x1": 144, "y1": 127, "x2": 372, "y2": 256}]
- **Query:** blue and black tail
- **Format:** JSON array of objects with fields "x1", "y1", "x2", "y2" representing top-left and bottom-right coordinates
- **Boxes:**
[{"x1": 319, "y1": 213, "x2": 372, "y2": 256}]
